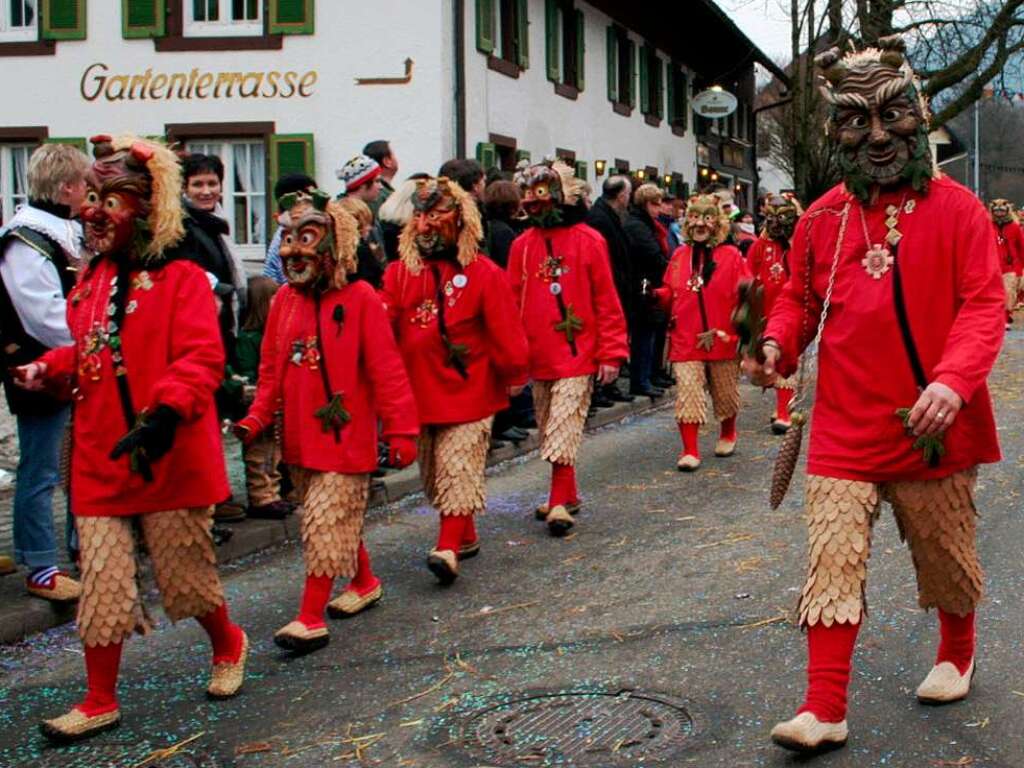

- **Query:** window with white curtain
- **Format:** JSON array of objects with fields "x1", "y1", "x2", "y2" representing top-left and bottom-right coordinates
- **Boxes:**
[
  {"x1": 184, "y1": 0, "x2": 262, "y2": 37},
  {"x1": 186, "y1": 139, "x2": 266, "y2": 261},
  {"x1": 0, "y1": 0, "x2": 37, "y2": 42},
  {"x1": 0, "y1": 144, "x2": 33, "y2": 225}
]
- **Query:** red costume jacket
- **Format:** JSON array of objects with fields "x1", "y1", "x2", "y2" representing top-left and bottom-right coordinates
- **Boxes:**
[
  {"x1": 995, "y1": 220, "x2": 1024, "y2": 276},
  {"x1": 240, "y1": 280, "x2": 418, "y2": 473},
  {"x1": 656, "y1": 243, "x2": 749, "y2": 362},
  {"x1": 764, "y1": 177, "x2": 1003, "y2": 482},
  {"x1": 381, "y1": 254, "x2": 529, "y2": 426},
  {"x1": 507, "y1": 223, "x2": 629, "y2": 380},
  {"x1": 747, "y1": 235, "x2": 791, "y2": 316},
  {"x1": 40, "y1": 258, "x2": 228, "y2": 517}
]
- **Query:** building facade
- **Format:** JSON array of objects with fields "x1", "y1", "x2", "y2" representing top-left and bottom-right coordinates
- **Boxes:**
[{"x1": 0, "y1": 1, "x2": 776, "y2": 266}]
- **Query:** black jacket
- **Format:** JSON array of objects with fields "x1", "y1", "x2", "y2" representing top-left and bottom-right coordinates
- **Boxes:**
[
  {"x1": 586, "y1": 197, "x2": 634, "y2": 324},
  {"x1": 486, "y1": 217, "x2": 520, "y2": 269},
  {"x1": 623, "y1": 205, "x2": 669, "y2": 326}
]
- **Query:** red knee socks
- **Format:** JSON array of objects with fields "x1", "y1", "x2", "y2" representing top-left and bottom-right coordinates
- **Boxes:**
[
  {"x1": 462, "y1": 515, "x2": 478, "y2": 546},
  {"x1": 296, "y1": 574, "x2": 334, "y2": 629},
  {"x1": 346, "y1": 540, "x2": 380, "y2": 596},
  {"x1": 775, "y1": 389, "x2": 793, "y2": 423},
  {"x1": 936, "y1": 609, "x2": 975, "y2": 674},
  {"x1": 720, "y1": 416, "x2": 737, "y2": 442},
  {"x1": 548, "y1": 463, "x2": 578, "y2": 508},
  {"x1": 196, "y1": 603, "x2": 244, "y2": 665},
  {"x1": 797, "y1": 621, "x2": 861, "y2": 723},
  {"x1": 437, "y1": 514, "x2": 468, "y2": 553},
  {"x1": 78, "y1": 642, "x2": 123, "y2": 716},
  {"x1": 678, "y1": 422, "x2": 700, "y2": 458}
]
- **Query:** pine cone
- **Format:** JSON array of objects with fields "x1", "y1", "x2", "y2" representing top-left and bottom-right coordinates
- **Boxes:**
[{"x1": 770, "y1": 419, "x2": 804, "y2": 509}]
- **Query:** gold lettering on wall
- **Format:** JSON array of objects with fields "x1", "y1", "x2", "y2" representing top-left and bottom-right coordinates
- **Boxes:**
[{"x1": 80, "y1": 62, "x2": 319, "y2": 102}]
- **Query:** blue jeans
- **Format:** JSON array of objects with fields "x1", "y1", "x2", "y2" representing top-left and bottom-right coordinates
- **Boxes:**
[{"x1": 13, "y1": 406, "x2": 71, "y2": 568}]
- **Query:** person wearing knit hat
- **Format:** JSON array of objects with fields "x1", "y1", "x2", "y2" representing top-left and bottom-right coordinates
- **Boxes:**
[{"x1": 336, "y1": 154, "x2": 383, "y2": 204}]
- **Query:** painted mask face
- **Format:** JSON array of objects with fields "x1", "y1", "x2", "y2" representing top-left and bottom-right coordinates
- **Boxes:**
[
  {"x1": 990, "y1": 199, "x2": 1013, "y2": 226},
  {"x1": 80, "y1": 149, "x2": 151, "y2": 256},
  {"x1": 683, "y1": 196, "x2": 726, "y2": 246},
  {"x1": 278, "y1": 195, "x2": 334, "y2": 291},
  {"x1": 411, "y1": 182, "x2": 461, "y2": 257},
  {"x1": 516, "y1": 165, "x2": 565, "y2": 227},
  {"x1": 763, "y1": 195, "x2": 799, "y2": 241}
]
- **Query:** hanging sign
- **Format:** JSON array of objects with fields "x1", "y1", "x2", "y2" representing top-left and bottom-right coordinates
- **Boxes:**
[{"x1": 692, "y1": 88, "x2": 738, "y2": 118}]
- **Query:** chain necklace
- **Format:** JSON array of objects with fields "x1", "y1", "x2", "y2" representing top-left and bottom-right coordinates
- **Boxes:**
[{"x1": 857, "y1": 192, "x2": 909, "y2": 280}]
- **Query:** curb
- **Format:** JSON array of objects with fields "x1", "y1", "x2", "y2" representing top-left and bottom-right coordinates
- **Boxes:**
[{"x1": 0, "y1": 390, "x2": 671, "y2": 645}]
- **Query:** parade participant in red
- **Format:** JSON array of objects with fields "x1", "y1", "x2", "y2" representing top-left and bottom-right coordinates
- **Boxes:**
[
  {"x1": 988, "y1": 199, "x2": 1023, "y2": 327},
  {"x1": 507, "y1": 162, "x2": 628, "y2": 535},
  {"x1": 751, "y1": 38, "x2": 1003, "y2": 753},
  {"x1": 235, "y1": 190, "x2": 418, "y2": 653},
  {"x1": 19, "y1": 135, "x2": 248, "y2": 743},
  {"x1": 381, "y1": 177, "x2": 528, "y2": 583},
  {"x1": 747, "y1": 194, "x2": 801, "y2": 433},
  {"x1": 654, "y1": 194, "x2": 748, "y2": 471}
]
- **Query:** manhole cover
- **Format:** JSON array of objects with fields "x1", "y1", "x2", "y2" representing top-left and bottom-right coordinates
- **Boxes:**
[{"x1": 463, "y1": 689, "x2": 694, "y2": 766}]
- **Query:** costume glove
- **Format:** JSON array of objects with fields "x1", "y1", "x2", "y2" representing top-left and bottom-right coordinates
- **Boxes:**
[
  {"x1": 109, "y1": 405, "x2": 181, "y2": 477},
  {"x1": 387, "y1": 436, "x2": 418, "y2": 469}
]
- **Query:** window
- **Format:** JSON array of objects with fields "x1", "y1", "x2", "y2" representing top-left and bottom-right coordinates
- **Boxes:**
[
  {"x1": 185, "y1": 0, "x2": 261, "y2": 37},
  {"x1": 478, "y1": 0, "x2": 528, "y2": 74},
  {"x1": 1, "y1": 0, "x2": 36, "y2": 41},
  {"x1": 606, "y1": 25, "x2": 635, "y2": 114},
  {"x1": 666, "y1": 61, "x2": 688, "y2": 135},
  {"x1": 186, "y1": 139, "x2": 267, "y2": 260},
  {"x1": 545, "y1": 0, "x2": 583, "y2": 97},
  {"x1": 639, "y1": 43, "x2": 663, "y2": 123},
  {"x1": 0, "y1": 144, "x2": 33, "y2": 223}
]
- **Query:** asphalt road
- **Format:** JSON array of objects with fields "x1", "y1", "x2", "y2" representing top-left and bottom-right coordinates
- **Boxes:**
[{"x1": 3, "y1": 339, "x2": 1024, "y2": 768}]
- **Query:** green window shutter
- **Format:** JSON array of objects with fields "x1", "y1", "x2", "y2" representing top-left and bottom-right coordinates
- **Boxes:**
[
  {"x1": 269, "y1": 0, "x2": 314, "y2": 35},
  {"x1": 515, "y1": 0, "x2": 529, "y2": 68},
  {"x1": 269, "y1": 134, "x2": 315, "y2": 204},
  {"x1": 605, "y1": 26, "x2": 618, "y2": 103},
  {"x1": 626, "y1": 40, "x2": 636, "y2": 108},
  {"x1": 45, "y1": 137, "x2": 88, "y2": 152},
  {"x1": 666, "y1": 61, "x2": 675, "y2": 122},
  {"x1": 574, "y1": 9, "x2": 585, "y2": 92},
  {"x1": 544, "y1": 0, "x2": 560, "y2": 82},
  {"x1": 475, "y1": 0, "x2": 494, "y2": 54},
  {"x1": 42, "y1": 0, "x2": 86, "y2": 40},
  {"x1": 654, "y1": 57, "x2": 663, "y2": 119},
  {"x1": 574, "y1": 161, "x2": 588, "y2": 181},
  {"x1": 122, "y1": 0, "x2": 164, "y2": 39},
  {"x1": 639, "y1": 46, "x2": 649, "y2": 114},
  {"x1": 475, "y1": 142, "x2": 497, "y2": 171},
  {"x1": 680, "y1": 73, "x2": 689, "y2": 132},
  {"x1": 515, "y1": 149, "x2": 531, "y2": 164}
]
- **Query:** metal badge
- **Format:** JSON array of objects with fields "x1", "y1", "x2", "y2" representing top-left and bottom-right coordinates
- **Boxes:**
[
  {"x1": 453, "y1": 274, "x2": 468, "y2": 289},
  {"x1": 550, "y1": 283, "x2": 562, "y2": 295}
]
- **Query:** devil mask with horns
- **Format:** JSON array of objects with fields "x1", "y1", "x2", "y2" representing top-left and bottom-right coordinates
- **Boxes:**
[
  {"x1": 763, "y1": 194, "x2": 801, "y2": 242},
  {"x1": 816, "y1": 35, "x2": 934, "y2": 202},
  {"x1": 989, "y1": 198, "x2": 1017, "y2": 227},
  {"x1": 277, "y1": 189, "x2": 359, "y2": 292},
  {"x1": 682, "y1": 194, "x2": 731, "y2": 248}
]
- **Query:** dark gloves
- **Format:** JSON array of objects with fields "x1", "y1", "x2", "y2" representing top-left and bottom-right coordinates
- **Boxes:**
[{"x1": 110, "y1": 404, "x2": 181, "y2": 480}]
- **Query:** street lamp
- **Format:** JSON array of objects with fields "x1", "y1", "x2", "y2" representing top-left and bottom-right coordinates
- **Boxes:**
[
  {"x1": 636, "y1": 169, "x2": 646, "y2": 181},
  {"x1": 594, "y1": 159, "x2": 606, "y2": 176}
]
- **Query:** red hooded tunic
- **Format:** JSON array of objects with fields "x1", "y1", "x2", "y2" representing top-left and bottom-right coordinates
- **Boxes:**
[
  {"x1": 507, "y1": 223, "x2": 629, "y2": 380},
  {"x1": 657, "y1": 243, "x2": 749, "y2": 362},
  {"x1": 764, "y1": 177, "x2": 1003, "y2": 482},
  {"x1": 747, "y1": 235, "x2": 792, "y2": 316},
  {"x1": 995, "y1": 220, "x2": 1024, "y2": 276},
  {"x1": 40, "y1": 258, "x2": 229, "y2": 517},
  {"x1": 239, "y1": 280, "x2": 418, "y2": 474},
  {"x1": 381, "y1": 253, "x2": 529, "y2": 426}
]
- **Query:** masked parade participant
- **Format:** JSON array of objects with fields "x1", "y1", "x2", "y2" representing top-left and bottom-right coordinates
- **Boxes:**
[
  {"x1": 234, "y1": 190, "x2": 418, "y2": 653},
  {"x1": 18, "y1": 135, "x2": 248, "y2": 743},
  {"x1": 381, "y1": 177, "x2": 528, "y2": 584},
  {"x1": 653, "y1": 194, "x2": 748, "y2": 471},
  {"x1": 747, "y1": 194, "x2": 801, "y2": 433},
  {"x1": 507, "y1": 162, "x2": 628, "y2": 536},
  {"x1": 752, "y1": 38, "x2": 1003, "y2": 753},
  {"x1": 988, "y1": 199, "x2": 1024, "y2": 328}
]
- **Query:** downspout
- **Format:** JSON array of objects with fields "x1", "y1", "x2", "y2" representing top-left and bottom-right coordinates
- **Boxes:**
[{"x1": 454, "y1": 0, "x2": 467, "y2": 159}]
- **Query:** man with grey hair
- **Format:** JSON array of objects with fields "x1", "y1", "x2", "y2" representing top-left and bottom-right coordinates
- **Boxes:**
[
  {"x1": 586, "y1": 175, "x2": 635, "y2": 403},
  {"x1": 0, "y1": 142, "x2": 88, "y2": 602}
]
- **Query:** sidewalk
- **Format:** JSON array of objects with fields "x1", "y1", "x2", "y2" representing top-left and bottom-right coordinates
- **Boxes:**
[{"x1": 0, "y1": 389, "x2": 672, "y2": 645}]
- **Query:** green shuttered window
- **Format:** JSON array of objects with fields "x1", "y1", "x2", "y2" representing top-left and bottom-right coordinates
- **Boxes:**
[
  {"x1": 605, "y1": 25, "x2": 617, "y2": 102},
  {"x1": 42, "y1": 0, "x2": 87, "y2": 40},
  {"x1": 270, "y1": 0, "x2": 315, "y2": 35},
  {"x1": 45, "y1": 137, "x2": 88, "y2": 152},
  {"x1": 545, "y1": 0, "x2": 559, "y2": 82},
  {"x1": 476, "y1": 142, "x2": 497, "y2": 171},
  {"x1": 475, "y1": 0, "x2": 495, "y2": 54},
  {"x1": 269, "y1": 134, "x2": 315, "y2": 196},
  {"x1": 122, "y1": 0, "x2": 165, "y2": 39}
]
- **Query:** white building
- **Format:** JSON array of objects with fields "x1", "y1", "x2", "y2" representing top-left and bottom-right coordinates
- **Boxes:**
[{"x1": 0, "y1": 0, "x2": 778, "y2": 267}]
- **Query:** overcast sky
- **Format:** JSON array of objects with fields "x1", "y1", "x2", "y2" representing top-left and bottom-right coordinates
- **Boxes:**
[{"x1": 713, "y1": 0, "x2": 795, "y2": 63}]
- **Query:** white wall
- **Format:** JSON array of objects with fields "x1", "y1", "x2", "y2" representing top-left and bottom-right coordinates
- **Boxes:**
[
  {"x1": 0, "y1": 1, "x2": 450, "y2": 191},
  {"x1": 463, "y1": 0, "x2": 698, "y2": 187}
]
